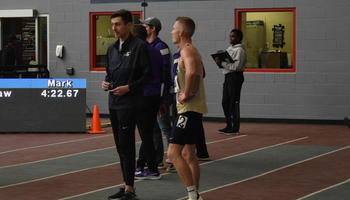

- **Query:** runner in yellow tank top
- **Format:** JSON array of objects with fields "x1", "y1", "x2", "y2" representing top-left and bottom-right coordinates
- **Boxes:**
[
  {"x1": 175, "y1": 43, "x2": 208, "y2": 115},
  {"x1": 167, "y1": 17, "x2": 207, "y2": 200}
]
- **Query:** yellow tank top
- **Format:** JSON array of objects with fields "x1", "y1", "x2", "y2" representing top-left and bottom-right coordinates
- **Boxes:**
[{"x1": 176, "y1": 62, "x2": 208, "y2": 114}]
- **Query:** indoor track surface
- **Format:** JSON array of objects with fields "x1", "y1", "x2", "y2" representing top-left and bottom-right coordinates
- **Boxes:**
[{"x1": 0, "y1": 118, "x2": 349, "y2": 200}]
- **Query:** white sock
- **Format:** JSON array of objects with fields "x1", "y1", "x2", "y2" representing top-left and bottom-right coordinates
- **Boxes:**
[{"x1": 187, "y1": 185, "x2": 197, "y2": 199}]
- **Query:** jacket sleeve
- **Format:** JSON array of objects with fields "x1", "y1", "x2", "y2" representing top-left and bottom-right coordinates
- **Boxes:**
[
  {"x1": 104, "y1": 47, "x2": 111, "y2": 82},
  {"x1": 0, "y1": 51, "x2": 5, "y2": 65},
  {"x1": 128, "y1": 43, "x2": 154, "y2": 91},
  {"x1": 0, "y1": 47, "x2": 9, "y2": 65},
  {"x1": 221, "y1": 48, "x2": 246, "y2": 72},
  {"x1": 156, "y1": 42, "x2": 172, "y2": 93}
]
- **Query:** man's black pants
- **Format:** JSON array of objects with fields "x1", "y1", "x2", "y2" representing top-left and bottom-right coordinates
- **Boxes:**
[
  {"x1": 109, "y1": 108, "x2": 137, "y2": 186},
  {"x1": 222, "y1": 72, "x2": 244, "y2": 132}
]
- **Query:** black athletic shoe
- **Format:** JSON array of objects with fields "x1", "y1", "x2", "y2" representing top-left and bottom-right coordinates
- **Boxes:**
[
  {"x1": 120, "y1": 190, "x2": 138, "y2": 200},
  {"x1": 108, "y1": 187, "x2": 125, "y2": 200},
  {"x1": 224, "y1": 128, "x2": 239, "y2": 135},
  {"x1": 344, "y1": 117, "x2": 350, "y2": 129},
  {"x1": 219, "y1": 126, "x2": 232, "y2": 133}
]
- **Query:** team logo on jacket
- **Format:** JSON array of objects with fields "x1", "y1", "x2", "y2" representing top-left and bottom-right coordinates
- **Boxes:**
[
  {"x1": 176, "y1": 115, "x2": 188, "y2": 129},
  {"x1": 124, "y1": 51, "x2": 131, "y2": 56}
]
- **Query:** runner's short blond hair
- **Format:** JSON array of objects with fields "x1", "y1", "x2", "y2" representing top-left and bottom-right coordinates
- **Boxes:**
[{"x1": 176, "y1": 17, "x2": 195, "y2": 37}]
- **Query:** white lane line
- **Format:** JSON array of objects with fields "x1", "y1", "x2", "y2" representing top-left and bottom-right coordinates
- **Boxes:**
[
  {"x1": 60, "y1": 137, "x2": 305, "y2": 200},
  {"x1": 1, "y1": 134, "x2": 243, "y2": 155},
  {"x1": 0, "y1": 135, "x2": 247, "y2": 190},
  {"x1": 0, "y1": 146, "x2": 115, "y2": 170},
  {"x1": 59, "y1": 184, "x2": 123, "y2": 200},
  {"x1": 190, "y1": 144, "x2": 350, "y2": 200},
  {"x1": 56, "y1": 136, "x2": 250, "y2": 200},
  {"x1": 206, "y1": 135, "x2": 247, "y2": 144},
  {"x1": 59, "y1": 180, "x2": 141, "y2": 200},
  {"x1": 200, "y1": 136, "x2": 309, "y2": 167},
  {"x1": 0, "y1": 162, "x2": 118, "y2": 190},
  {"x1": 0, "y1": 134, "x2": 246, "y2": 169},
  {"x1": 296, "y1": 178, "x2": 350, "y2": 200},
  {"x1": 0, "y1": 134, "x2": 112, "y2": 155}
]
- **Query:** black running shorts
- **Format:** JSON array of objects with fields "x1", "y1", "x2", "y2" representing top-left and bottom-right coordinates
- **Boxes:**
[{"x1": 170, "y1": 111, "x2": 202, "y2": 145}]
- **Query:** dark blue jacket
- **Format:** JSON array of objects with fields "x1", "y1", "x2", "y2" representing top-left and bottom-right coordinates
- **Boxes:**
[
  {"x1": 105, "y1": 33, "x2": 153, "y2": 110},
  {"x1": 0, "y1": 45, "x2": 16, "y2": 66}
]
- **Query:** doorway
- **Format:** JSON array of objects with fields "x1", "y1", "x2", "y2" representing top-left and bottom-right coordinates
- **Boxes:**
[{"x1": 1, "y1": 16, "x2": 47, "y2": 66}]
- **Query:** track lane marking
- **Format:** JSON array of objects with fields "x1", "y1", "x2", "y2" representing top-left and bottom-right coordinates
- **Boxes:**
[
  {"x1": 190, "y1": 144, "x2": 350, "y2": 200},
  {"x1": 0, "y1": 135, "x2": 247, "y2": 190},
  {"x1": 59, "y1": 136, "x2": 305, "y2": 200},
  {"x1": 296, "y1": 178, "x2": 350, "y2": 200},
  {"x1": 200, "y1": 136, "x2": 309, "y2": 167},
  {"x1": 0, "y1": 134, "x2": 112, "y2": 155},
  {"x1": 0, "y1": 134, "x2": 245, "y2": 155},
  {"x1": 205, "y1": 134, "x2": 247, "y2": 144},
  {"x1": 0, "y1": 146, "x2": 115, "y2": 169},
  {"x1": 0, "y1": 135, "x2": 247, "y2": 169},
  {"x1": 59, "y1": 181, "x2": 142, "y2": 200},
  {"x1": 0, "y1": 162, "x2": 118, "y2": 190}
]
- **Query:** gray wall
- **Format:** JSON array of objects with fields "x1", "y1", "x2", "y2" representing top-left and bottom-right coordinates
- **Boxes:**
[{"x1": 1, "y1": 0, "x2": 350, "y2": 121}]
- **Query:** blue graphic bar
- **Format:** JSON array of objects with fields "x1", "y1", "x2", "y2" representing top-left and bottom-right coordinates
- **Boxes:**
[{"x1": 0, "y1": 79, "x2": 87, "y2": 88}]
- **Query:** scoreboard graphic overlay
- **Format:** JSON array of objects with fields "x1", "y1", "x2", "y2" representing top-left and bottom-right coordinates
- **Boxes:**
[{"x1": 0, "y1": 79, "x2": 86, "y2": 132}]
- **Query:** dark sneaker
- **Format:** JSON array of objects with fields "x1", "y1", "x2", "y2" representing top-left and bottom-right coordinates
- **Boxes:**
[
  {"x1": 134, "y1": 166, "x2": 144, "y2": 175},
  {"x1": 197, "y1": 157, "x2": 210, "y2": 161},
  {"x1": 134, "y1": 169, "x2": 161, "y2": 180},
  {"x1": 108, "y1": 187, "x2": 125, "y2": 200},
  {"x1": 120, "y1": 190, "x2": 138, "y2": 200},
  {"x1": 219, "y1": 126, "x2": 232, "y2": 133},
  {"x1": 224, "y1": 128, "x2": 239, "y2": 135},
  {"x1": 166, "y1": 164, "x2": 177, "y2": 173},
  {"x1": 344, "y1": 117, "x2": 350, "y2": 129},
  {"x1": 157, "y1": 161, "x2": 165, "y2": 169},
  {"x1": 187, "y1": 195, "x2": 203, "y2": 200}
]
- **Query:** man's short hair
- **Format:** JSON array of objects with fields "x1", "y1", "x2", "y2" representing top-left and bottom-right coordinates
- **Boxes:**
[
  {"x1": 111, "y1": 9, "x2": 133, "y2": 25},
  {"x1": 133, "y1": 25, "x2": 147, "y2": 42},
  {"x1": 231, "y1": 29, "x2": 243, "y2": 42},
  {"x1": 175, "y1": 17, "x2": 195, "y2": 37}
]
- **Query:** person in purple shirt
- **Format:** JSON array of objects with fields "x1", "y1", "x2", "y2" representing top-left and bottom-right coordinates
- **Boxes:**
[
  {"x1": 344, "y1": 117, "x2": 350, "y2": 129},
  {"x1": 139, "y1": 17, "x2": 173, "y2": 170},
  {"x1": 133, "y1": 25, "x2": 165, "y2": 180}
]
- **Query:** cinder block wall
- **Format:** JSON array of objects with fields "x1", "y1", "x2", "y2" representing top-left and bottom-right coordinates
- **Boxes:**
[{"x1": 2, "y1": 0, "x2": 350, "y2": 120}]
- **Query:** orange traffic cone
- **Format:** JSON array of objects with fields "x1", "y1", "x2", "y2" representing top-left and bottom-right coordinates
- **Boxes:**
[{"x1": 87, "y1": 105, "x2": 106, "y2": 134}]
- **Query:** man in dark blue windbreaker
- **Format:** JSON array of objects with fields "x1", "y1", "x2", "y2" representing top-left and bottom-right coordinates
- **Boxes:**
[{"x1": 102, "y1": 9, "x2": 153, "y2": 200}]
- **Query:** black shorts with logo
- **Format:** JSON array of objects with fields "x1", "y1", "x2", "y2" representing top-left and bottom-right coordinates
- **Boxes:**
[{"x1": 170, "y1": 111, "x2": 203, "y2": 146}]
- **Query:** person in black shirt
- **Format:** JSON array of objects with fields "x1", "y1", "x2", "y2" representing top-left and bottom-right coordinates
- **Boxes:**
[
  {"x1": 101, "y1": 9, "x2": 153, "y2": 200},
  {"x1": 344, "y1": 117, "x2": 350, "y2": 129},
  {"x1": 0, "y1": 34, "x2": 19, "y2": 66}
]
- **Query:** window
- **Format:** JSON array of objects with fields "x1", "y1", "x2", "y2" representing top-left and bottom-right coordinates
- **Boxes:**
[
  {"x1": 236, "y1": 8, "x2": 296, "y2": 72},
  {"x1": 37, "y1": 16, "x2": 48, "y2": 66},
  {"x1": 1, "y1": 16, "x2": 48, "y2": 66},
  {"x1": 90, "y1": 12, "x2": 142, "y2": 71}
]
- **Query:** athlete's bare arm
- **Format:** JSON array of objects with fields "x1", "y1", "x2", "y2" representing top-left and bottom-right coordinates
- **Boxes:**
[{"x1": 178, "y1": 46, "x2": 203, "y2": 104}]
